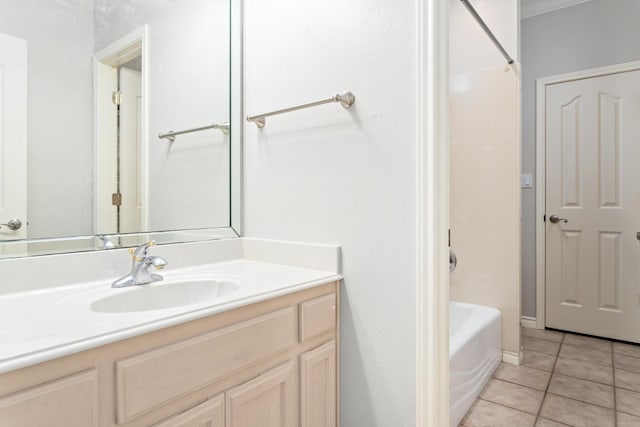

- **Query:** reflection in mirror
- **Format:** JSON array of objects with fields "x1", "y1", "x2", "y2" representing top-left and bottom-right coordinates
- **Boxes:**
[{"x1": 0, "y1": 0, "x2": 235, "y2": 257}]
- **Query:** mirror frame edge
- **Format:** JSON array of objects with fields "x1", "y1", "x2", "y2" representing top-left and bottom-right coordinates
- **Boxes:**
[
  {"x1": 0, "y1": 0, "x2": 243, "y2": 259},
  {"x1": 230, "y1": 0, "x2": 243, "y2": 237}
]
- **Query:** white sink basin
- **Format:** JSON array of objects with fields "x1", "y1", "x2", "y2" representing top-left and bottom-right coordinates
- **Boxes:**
[{"x1": 90, "y1": 280, "x2": 239, "y2": 313}]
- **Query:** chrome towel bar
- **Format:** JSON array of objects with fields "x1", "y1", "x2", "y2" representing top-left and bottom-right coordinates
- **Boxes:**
[
  {"x1": 159, "y1": 122, "x2": 230, "y2": 142},
  {"x1": 246, "y1": 91, "x2": 355, "y2": 128}
]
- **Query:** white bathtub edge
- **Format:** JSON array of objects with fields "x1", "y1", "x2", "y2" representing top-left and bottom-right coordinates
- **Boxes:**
[
  {"x1": 502, "y1": 349, "x2": 523, "y2": 366},
  {"x1": 449, "y1": 301, "x2": 502, "y2": 427}
]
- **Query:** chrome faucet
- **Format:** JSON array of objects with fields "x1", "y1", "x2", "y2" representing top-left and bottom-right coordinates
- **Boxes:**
[{"x1": 112, "y1": 241, "x2": 168, "y2": 288}]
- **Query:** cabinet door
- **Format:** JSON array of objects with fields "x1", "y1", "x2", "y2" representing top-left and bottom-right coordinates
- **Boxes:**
[
  {"x1": 153, "y1": 394, "x2": 224, "y2": 427},
  {"x1": 300, "y1": 341, "x2": 336, "y2": 427},
  {"x1": 226, "y1": 362, "x2": 297, "y2": 427},
  {"x1": 0, "y1": 370, "x2": 98, "y2": 427}
]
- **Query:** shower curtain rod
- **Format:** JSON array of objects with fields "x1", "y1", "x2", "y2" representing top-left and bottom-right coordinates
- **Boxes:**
[{"x1": 460, "y1": 0, "x2": 515, "y2": 65}]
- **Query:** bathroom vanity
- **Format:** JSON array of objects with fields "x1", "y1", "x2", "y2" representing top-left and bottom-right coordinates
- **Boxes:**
[{"x1": 0, "y1": 239, "x2": 341, "y2": 427}]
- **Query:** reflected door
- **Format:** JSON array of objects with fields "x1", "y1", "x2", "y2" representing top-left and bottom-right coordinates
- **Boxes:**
[
  {"x1": 118, "y1": 66, "x2": 142, "y2": 233},
  {"x1": 545, "y1": 69, "x2": 640, "y2": 342},
  {"x1": 95, "y1": 48, "x2": 144, "y2": 235},
  {"x1": 0, "y1": 33, "x2": 27, "y2": 241}
]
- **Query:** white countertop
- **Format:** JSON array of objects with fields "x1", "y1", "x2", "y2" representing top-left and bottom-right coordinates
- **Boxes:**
[{"x1": 0, "y1": 259, "x2": 341, "y2": 374}]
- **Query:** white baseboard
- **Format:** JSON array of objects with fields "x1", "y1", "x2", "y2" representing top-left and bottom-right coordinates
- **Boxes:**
[
  {"x1": 502, "y1": 350, "x2": 523, "y2": 366},
  {"x1": 520, "y1": 316, "x2": 537, "y2": 329}
]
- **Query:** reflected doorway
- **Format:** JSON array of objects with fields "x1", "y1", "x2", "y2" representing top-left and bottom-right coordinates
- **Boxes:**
[{"x1": 94, "y1": 27, "x2": 148, "y2": 235}]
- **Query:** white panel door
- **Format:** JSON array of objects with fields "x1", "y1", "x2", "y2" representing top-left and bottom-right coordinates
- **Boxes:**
[
  {"x1": 94, "y1": 62, "x2": 118, "y2": 235},
  {"x1": 118, "y1": 67, "x2": 142, "y2": 233},
  {"x1": 0, "y1": 33, "x2": 27, "y2": 240},
  {"x1": 545, "y1": 69, "x2": 640, "y2": 342}
]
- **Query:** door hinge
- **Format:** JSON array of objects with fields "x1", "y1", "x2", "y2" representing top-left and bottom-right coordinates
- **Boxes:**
[
  {"x1": 112, "y1": 193, "x2": 122, "y2": 206},
  {"x1": 112, "y1": 91, "x2": 122, "y2": 106}
]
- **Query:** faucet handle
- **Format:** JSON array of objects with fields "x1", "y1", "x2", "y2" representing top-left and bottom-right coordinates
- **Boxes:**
[{"x1": 129, "y1": 241, "x2": 156, "y2": 261}]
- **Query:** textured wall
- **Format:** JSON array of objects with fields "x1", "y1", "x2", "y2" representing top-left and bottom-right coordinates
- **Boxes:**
[{"x1": 243, "y1": 0, "x2": 417, "y2": 425}]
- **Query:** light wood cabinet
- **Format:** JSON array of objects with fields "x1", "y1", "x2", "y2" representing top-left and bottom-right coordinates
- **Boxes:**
[
  {"x1": 115, "y1": 307, "x2": 297, "y2": 423},
  {"x1": 153, "y1": 395, "x2": 224, "y2": 427},
  {"x1": 299, "y1": 294, "x2": 337, "y2": 343},
  {"x1": 0, "y1": 370, "x2": 99, "y2": 427},
  {"x1": 0, "y1": 282, "x2": 339, "y2": 427},
  {"x1": 226, "y1": 362, "x2": 297, "y2": 427},
  {"x1": 300, "y1": 341, "x2": 336, "y2": 427}
]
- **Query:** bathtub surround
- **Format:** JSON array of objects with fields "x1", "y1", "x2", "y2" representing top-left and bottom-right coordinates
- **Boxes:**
[
  {"x1": 449, "y1": 65, "x2": 521, "y2": 361},
  {"x1": 449, "y1": 0, "x2": 522, "y2": 363}
]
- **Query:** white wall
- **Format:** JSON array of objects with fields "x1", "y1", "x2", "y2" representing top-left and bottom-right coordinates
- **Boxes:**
[
  {"x1": 0, "y1": 0, "x2": 94, "y2": 238},
  {"x1": 521, "y1": 0, "x2": 640, "y2": 318},
  {"x1": 449, "y1": 0, "x2": 521, "y2": 354},
  {"x1": 243, "y1": 0, "x2": 417, "y2": 425},
  {"x1": 95, "y1": 0, "x2": 231, "y2": 232}
]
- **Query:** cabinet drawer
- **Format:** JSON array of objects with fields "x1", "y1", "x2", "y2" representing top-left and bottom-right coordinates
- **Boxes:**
[
  {"x1": 0, "y1": 370, "x2": 98, "y2": 427},
  {"x1": 116, "y1": 307, "x2": 297, "y2": 423},
  {"x1": 153, "y1": 394, "x2": 224, "y2": 427},
  {"x1": 299, "y1": 294, "x2": 336, "y2": 343}
]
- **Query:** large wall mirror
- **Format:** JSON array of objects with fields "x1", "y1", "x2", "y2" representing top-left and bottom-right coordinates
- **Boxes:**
[{"x1": 0, "y1": 0, "x2": 241, "y2": 258}]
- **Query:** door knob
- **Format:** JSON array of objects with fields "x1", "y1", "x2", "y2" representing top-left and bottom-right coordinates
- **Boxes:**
[
  {"x1": 549, "y1": 215, "x2": 568, "y2": 224},
  {"x1": 1, "y1": 219, "x2": 22, "y2": 230}
]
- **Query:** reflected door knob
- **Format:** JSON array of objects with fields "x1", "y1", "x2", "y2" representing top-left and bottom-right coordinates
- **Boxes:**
[
  {"x1": 549, "y1": 215, "x2": 568, "y2": 224},
  {"x1": 1, "y1": 218, "x2": 22, "y2": 230}
]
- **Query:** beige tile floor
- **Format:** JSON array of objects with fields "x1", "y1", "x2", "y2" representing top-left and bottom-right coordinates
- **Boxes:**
[{"x1": 459, "y1": 327, "x2": 640, "y2": 427}]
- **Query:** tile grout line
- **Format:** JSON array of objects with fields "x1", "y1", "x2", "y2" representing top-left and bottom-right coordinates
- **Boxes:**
[
  {"x1": 551, "y1": 368, "x2": 613, "y2": 387},
  {"x1": 547, "y1": 338, "x2": 618, "y2": 415},
  {"x1": 521, "y1": 330, "x2": 640, "y2": 426},
  {"x1": 533, "y1": 331, "x2": 564, "y2": 426},
  {"x1": 475, "y1": 396, "x2": 540, "y2": 419},
  {"x1": 476, "y1": 379, "x2": 547, "y2": 416},
  {"x1": 544, "y1": 391, "x2": 615, "y2": 412},
  {"x1": 612, "y1": 340, "x2": 617, "y2": 426}
]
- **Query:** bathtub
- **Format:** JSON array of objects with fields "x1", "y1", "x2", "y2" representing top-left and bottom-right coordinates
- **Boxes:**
[{"x1": 450, "y1": 301, "x2": 502, "y2": 427}]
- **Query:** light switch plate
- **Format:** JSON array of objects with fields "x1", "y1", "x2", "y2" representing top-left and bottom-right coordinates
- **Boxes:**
[{"x1": 521, "y1": 173, "x2": 533, "y2": 189}]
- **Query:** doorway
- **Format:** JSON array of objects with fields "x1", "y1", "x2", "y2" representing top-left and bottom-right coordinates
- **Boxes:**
[
  {"x1": 536, "y1": 61, "x2": 640, "y2": 343},
  {"x1": 94, "y1": 26, "x2": 148, "y2": 235}
]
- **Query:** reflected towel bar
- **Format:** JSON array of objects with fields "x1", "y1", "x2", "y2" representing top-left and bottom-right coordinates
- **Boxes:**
[
  {"x1": 460, "y1": 0, "x2": 515, "y2": 65},
  {"x1": 246, "y1": 91, "x2": 355, "y2": 128},
  {"x1": 159, "y1": 122, "x2": 230, "y2": 142}
]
